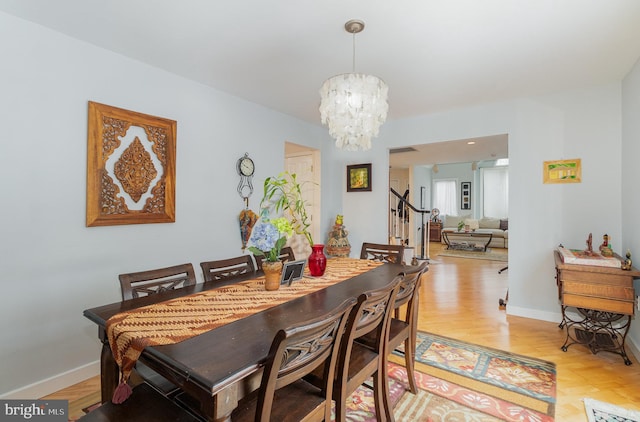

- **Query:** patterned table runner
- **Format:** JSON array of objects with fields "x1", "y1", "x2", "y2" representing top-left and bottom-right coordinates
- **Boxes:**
[{"x1": 106, "y1": 257, "x2": 383, "y2": 402}]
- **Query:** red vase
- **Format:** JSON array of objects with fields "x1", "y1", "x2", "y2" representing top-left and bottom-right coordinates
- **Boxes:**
[{"x1": 308, "y1": 244, "x2": 327, "y2": 277}]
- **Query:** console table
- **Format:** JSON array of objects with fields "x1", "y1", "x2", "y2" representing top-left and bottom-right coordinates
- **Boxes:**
[{"x1": 554, "y1": 250, "x2": 640, "y2": 365}]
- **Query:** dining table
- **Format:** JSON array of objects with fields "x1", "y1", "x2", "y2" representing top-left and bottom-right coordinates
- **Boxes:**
[{"x1": 83, "y1": 258, "x2": 406, "y2": 422}]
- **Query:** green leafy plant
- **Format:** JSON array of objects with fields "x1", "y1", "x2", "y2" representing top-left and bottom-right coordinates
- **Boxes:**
[
  {"x1": 261, "y1": 171, "x2": 314, "y2": 246},
  {"x1": 457, "y1": 220, "x2": 465, "y2": 232}
]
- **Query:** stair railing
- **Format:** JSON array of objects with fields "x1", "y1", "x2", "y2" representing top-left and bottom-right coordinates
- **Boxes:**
[{"x1": 389, "y1": 187, "x2": 431, "y2": 260}]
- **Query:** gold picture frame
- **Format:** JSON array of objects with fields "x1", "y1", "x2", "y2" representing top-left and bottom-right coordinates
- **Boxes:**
[
  {"x1": 543, "y1": 158, "x2": 581, "y2": 184},
  {"x1": 347, "y1": 163, "x2": 372, "y2": 192},
  {"x1": 86, "y1": 101, "x2": 177, "y2": 226}
]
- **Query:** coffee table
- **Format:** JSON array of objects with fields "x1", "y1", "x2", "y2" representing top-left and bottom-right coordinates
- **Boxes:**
[{"x1": 442, "y1": 230, "x2": 493, "y2": 252}]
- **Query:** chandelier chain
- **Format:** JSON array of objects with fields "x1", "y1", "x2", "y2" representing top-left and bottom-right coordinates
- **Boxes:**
[{"x1": 352, "y1": 31, "x2": 356, "y2": 73}]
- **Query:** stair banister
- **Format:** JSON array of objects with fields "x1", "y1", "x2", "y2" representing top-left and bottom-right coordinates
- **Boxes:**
[{"x1": 389, "y1": 187, "x2": 431, "y2": 260}]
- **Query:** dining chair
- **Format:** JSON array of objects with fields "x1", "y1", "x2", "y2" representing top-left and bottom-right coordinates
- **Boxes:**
[
  {"x1": 360, "y1": 242, "x2": 405, "y2": 264},
  {"x1": 357, "y1": 261, "x2": 428, "y2": 395},
  {"x1": 254, "y1": 246, "x2": 296, "y2": 272},
  {"x1": 118, "y1": 263, "x2": 197, "y2": 301},
  {"x1": 231, "y1": 297, "x2": 357, "y2": 422},
  {"x1": 118, "y1": 263, "x2": 197, "y2": 397},
  {"x1": 77, "y1": 382, "x2": 200, "y2": 422},
  {"x1": 307, "y1": 274, "x2": 403, "y2": 422},
  {"x1": 200, "y1": 254, "x2": 256, "y2": 283}
]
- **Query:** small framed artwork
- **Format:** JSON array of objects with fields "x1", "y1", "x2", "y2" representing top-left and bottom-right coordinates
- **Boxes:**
[
  {"x1": 543, "y1": 158, "x2": 581, "y2": 184},
  {"x1": 461, "y1": 182, "x2": 471, "y2": 210},
  {"x1": 347, "y1": 163, "x2": 372, "y2": 192},
  {"x1": 281, "y1": 260, "x2": 307, "y2": 286}
]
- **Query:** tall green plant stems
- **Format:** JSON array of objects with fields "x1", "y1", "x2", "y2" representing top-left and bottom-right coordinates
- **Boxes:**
[{"x1": 261, "y1": 172, "x2": 314, "y2": 247}]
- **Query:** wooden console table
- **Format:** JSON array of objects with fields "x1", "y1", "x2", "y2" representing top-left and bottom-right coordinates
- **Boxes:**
[{"x1": 554, "y1": 250, "x2": 640, "y2": 365}]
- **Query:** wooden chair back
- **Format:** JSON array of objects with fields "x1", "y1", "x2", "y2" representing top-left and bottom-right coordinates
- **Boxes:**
[
  {"x1": 255, "y1": 246, "x2": 296, "y2": 272},
  {"x1": 200, "y1": 255, "x2": 256, "y2": 283},
  {"x1": 119, "y1": 263, "x2": 196, "y2": 301},
  {"x1": 332, "y1": 274, "x2": 403, "y2": 422},
  {"x1": 393, "y1": 262, "x2": 428, "y2": 393},
  {"x1": 360, "y1": 242, "x2": 405, "y2": 264},
  {"x1": 233, "y1": 298, "x2": 357, "y2": 422},
  {"x1": 395, "y1": 261, "x2": 428, "y2": 311}
]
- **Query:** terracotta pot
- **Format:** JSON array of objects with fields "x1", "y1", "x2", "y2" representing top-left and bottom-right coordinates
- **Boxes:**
[
  {"x1": 262, "y1": 260, "x2": 283, "y2": 291},
  {"x1": 308, "y1": 244, "x2": 327, "y2": 277}
]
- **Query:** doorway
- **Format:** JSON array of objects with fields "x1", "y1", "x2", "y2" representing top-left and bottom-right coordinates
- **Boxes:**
[{"x1": 285, "y1": 142, "x2": 321, "y2": 259}]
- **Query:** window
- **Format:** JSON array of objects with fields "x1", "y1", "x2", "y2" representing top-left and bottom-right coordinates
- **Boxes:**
[
  {"x1": 433, "y1": 179, "x2": 457, "y2": 216},
  {"x1": 481, "y1": 167, "x2": 508, "y2": 218}
]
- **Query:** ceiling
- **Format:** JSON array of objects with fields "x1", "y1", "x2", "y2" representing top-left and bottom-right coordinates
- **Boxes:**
[
  {"x1": 2, "y1": 1, "x2": 639, "y2": 167},
  {"x1": 389, "y1": 134, "x2": 508, "y2": 169}
]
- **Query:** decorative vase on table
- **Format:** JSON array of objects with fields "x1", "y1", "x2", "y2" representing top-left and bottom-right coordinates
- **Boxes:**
[
  {"x1": 308, "y1": 244, "x2": 327, "y2": 277},
  {"x1": 262, "y1": 261, "x2": 283, "y2": 291}
]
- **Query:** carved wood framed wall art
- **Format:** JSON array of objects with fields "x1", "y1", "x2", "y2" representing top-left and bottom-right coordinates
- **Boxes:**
[{"x1": 86, "y1": 101, "x2": 176, "y2": 226}]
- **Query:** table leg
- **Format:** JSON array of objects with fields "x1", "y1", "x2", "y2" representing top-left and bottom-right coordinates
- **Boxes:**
[
  {"x1": 181, "y1": 384, "x2": 238, "y2": 422},
  {"x1": 99, "y1": 328, "x2": 119, "y2": 403}
]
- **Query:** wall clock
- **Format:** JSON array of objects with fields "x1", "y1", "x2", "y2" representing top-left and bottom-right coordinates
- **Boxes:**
[{"x1": 237, "y1": 153, "x2": 254, "y2": 204}]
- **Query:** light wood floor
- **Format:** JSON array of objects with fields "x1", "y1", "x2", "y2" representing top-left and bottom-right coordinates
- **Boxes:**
[{"x1": 44, "y1": 243, "x2": 640, "y2": 421}]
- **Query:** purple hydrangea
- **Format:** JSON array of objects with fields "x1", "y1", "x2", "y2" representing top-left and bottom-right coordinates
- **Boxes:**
[{"x1": 249, "y1": 221, "x2": 279, "y2": 252}]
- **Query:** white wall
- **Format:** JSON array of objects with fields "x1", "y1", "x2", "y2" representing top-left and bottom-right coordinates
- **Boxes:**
[
  {"x1": 622, "y1": 56, "x2": 640, "y2": 345},
  {"x1": 0, "y1": 12, "x2": 330, "y2": 397}
]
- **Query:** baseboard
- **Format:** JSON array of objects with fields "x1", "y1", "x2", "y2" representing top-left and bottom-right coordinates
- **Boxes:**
[
  {"x1": 0, "y1": 360, "x2": 100, "y2": 400},
  {"x1": 506, "y1": 304, "x2": 561, "y2": 323},
  {"x1": 507, "y1": 305, "x2": 640, "y2": 363}
]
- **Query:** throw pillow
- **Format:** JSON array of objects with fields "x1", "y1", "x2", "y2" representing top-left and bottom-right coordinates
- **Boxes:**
[
  {"x1": 465, "y1": 218, "x2": 480, "y2": 230},
  {"x1": 479, "y1": 217, "x2": 501, "y2": 229},
  {"x1": 500, "y1": 219, "x2": 509, "y2": 230}
]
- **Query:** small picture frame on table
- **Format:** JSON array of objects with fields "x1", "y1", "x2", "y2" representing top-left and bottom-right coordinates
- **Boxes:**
[
  {"x1": 281, "y1": 260, "x2": 307, "y2": 286},
  {"x1": 347, "y1": 163, "x2": 372, "y2": 192}
]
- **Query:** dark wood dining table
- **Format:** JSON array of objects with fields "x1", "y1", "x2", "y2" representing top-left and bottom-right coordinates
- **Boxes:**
[{"x1": 83, "y1": 259, "x2": 405, "y2": 422}]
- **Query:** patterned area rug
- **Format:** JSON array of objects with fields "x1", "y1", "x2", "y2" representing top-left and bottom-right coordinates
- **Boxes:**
[
  {"x1": 437, "y1": 248, "x2": 508, "y2": 262},
  {"x1": 584, "y1": 398, "x2": 640, "y2": 422},
  {"x1": 69, "y1": 332, "x2": 556, "y2": 421},
  {"x1": 346, "y1": 331, "x2": 556, "y2": 422}
]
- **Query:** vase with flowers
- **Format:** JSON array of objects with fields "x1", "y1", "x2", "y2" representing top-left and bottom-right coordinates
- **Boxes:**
[
  {"x1": 261, "y1": 172, "x2": 327, "y2": 276},
  {"x1": 248, "y1": 213, "x2": 293, "y2": 290}
]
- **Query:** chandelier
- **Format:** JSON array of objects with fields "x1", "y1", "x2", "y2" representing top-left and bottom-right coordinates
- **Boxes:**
[{"x1": 319, "y1": 20, "x2": 389, "y2": 151}]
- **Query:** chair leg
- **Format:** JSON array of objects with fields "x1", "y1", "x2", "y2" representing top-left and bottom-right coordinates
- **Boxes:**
[
  {"x1": 373, "y1": 370, "x2": 391, "y2": 422},
  {"x1": 404, "y1": 336, "x2": 418, "y2": 394},
  {"x1": 377, "y1": 358, "x2": 395, "y2": 422},
  {"x1": 333, "y1": 382, "x2": 347, "y2": 422}
]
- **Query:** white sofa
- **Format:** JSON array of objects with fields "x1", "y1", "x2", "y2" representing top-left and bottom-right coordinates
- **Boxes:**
[{"x1": 440, "y1": 215, "x2": 508, "y2": 248}]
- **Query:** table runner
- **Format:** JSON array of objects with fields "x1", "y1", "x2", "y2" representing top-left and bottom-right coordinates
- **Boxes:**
[{"x1": 106, "y1": 258, "x2": 383, "y2": 403}]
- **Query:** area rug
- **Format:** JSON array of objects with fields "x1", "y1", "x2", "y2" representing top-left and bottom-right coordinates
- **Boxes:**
[
  {"x1": 584, "y1": 398, "x2": 640, "y2": 422},
  {"x1": 69, "y1": 332, "x2": 556, "y2": 421},
  {"x1": 437, "y1": 248, "x2": 508, "y2": 262},
  {"x1": 375, "y1": 331, "x2": 555, "y2": 421}
]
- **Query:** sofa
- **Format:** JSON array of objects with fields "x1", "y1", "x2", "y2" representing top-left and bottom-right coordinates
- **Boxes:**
[{"x1": 440, "y1": 215, "x2": 508, "y2": 248}]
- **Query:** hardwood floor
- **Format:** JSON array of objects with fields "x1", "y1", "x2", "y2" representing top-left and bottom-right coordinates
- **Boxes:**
[
  {"x1": 44, "y1": 243, "x2": 640, "y2": 421},
  {"x1": 422, "y1": 243, "x2": 640, "y2": 421}
]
